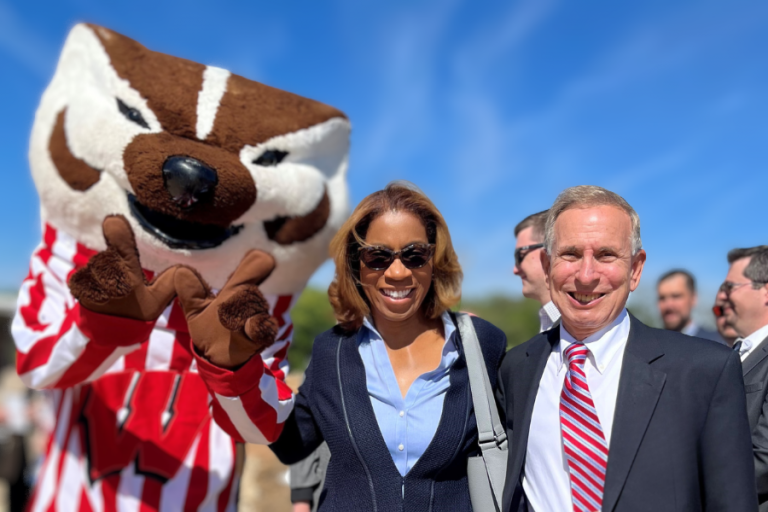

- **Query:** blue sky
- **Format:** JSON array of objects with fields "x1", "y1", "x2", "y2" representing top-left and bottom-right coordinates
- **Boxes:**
[{"x1": 1, "y1": 0, "x2": 767, "y2": 322}]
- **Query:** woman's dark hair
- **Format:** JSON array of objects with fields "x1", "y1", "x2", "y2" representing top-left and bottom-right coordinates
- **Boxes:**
[{"x1": 328, "y1": 181, "x2": 462, "y2": 332}]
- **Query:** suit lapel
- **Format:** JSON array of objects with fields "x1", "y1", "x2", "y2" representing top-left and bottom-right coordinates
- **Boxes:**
[
  {"x1": 509, "y1": 329, "x2": 558, "y2": 488},
  {"x1": 601, "y1": 315, "x2": 666, "y2": 512},
  {"x1": 743, "y1": 336, "x2": 768, "y2": 376}
]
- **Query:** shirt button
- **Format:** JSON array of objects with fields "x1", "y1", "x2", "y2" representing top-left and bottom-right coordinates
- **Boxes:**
[
  {"x1": 398, "y1": 444, "x2": 404, "y2": 451},
  {"x1": 399, "y1": 411, "x2": 405, "y2": 417}
]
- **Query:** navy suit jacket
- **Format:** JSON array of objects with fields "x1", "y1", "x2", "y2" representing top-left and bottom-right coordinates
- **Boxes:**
[
  {"x1": 496, "y1": 313, "x2": 757, "y2": 512},
  {"x1": 270, "y1": 315, "x2": 507, "y2": 512}
]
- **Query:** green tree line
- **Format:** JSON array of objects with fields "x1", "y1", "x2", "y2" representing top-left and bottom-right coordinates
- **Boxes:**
[{"x1": 286, "y1": 287, "x2": 543, "y2": 372}]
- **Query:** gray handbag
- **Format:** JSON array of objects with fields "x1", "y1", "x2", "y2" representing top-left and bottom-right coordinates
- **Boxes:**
[{"x1": 455, "y1": 313, "x2": 508, "y2": 512}]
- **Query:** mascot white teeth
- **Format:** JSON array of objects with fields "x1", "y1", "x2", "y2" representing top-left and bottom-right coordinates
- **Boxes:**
[{"x1": 12, "y1": 23, "x2": 349, "y2": 511}]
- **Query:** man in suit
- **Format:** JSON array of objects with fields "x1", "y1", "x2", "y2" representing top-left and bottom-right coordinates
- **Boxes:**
[
  {"x1": 716, "y1": 245, "x2": 768, "y2": 509},
  {"x1": 657, "y1": 269, "x2": 724, "y2": 343},
  {"x1": 496, "y1": 185, "x2": 756, "y2": 512},
  {"x1": 514, "y1": 210, "x2": 561, "y2": 332}
]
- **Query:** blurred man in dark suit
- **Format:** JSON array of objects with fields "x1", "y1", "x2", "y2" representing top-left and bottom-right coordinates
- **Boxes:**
[
  {"x1": 657, "y1": 269, "x2": 724, "y2": 343},
  {"x1": 717, "y1": 245, "x2": 768, "y2": 510},
  {"x1": 497, "y1": 185, "x2": 756, "y2": 512}
]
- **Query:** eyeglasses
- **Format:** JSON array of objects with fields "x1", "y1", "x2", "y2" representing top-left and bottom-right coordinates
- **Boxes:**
[
  {"x1": 358, "y1": 243, "x2": 435, "y2": 271},
  {"x1": 718, "y1": 281, "x2": 753, "y2": 296},
  {"x1": 514, "y1": 243, "x2": 544, "y2": 268}
]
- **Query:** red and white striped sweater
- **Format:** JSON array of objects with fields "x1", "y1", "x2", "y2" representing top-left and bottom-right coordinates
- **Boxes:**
[{"x1": 12, "y1": 224, "x2": 296, "y2": 512}]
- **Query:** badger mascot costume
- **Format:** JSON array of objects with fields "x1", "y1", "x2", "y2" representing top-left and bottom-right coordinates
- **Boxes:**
[{"x1": 11, "y1": 24, "x2": 349, "y2": 511}]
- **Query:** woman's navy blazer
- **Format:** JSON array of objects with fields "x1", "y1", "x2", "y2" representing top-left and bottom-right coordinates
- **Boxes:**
[{"x1": 270, "y1": 315, "x2": 507, "y2": 512}]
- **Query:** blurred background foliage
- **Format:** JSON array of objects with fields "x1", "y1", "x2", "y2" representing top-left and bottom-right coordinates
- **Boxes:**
[
  {"x1": 288, "y1": 288, "x2": 543, "y2": 371},
  {"x1": 458, "y1": 295, "x2": 541, "y2": 350},
  {"x1": 287, "y1": 287, "x2": 661, "y2": 372},
  {"x1": 287, "y1": 288, "x2": 337, "y2": 372}
]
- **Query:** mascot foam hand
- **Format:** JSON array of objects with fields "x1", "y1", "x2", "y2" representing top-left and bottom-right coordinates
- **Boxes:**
[
  {"x1": 69, "y1": 215, "x2": 177, "y2": 321},
  {"x1": 175, "y1": 251, "x2": 278, "y2": 369}
]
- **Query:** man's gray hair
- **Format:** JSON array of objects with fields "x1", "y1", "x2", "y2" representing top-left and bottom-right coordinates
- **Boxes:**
[
  {"x1": 727, "y1": 246, "x2": 768, "y2": 288},
  {"x1": 544, "y1": 185, "x2": 642, "y2": 255}
]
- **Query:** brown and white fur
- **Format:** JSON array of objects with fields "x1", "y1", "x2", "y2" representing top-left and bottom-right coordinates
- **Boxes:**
[{"x1": 30, "y1": 23, "x2": 350, "y2": 294}]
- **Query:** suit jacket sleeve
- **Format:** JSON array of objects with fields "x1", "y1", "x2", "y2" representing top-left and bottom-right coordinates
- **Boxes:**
[
  {"x1": 495, "y1": 357, "x2": 509, "y2": 429},
  {"x1": 750, "y1": 386, "x2": 768, "y2": 500},
  {"x1": 700, "y1": 351, "x2": 758, "y2": 510},
  {"x1": 270, "y1": 354, "x2": 324, "y2": 465}
]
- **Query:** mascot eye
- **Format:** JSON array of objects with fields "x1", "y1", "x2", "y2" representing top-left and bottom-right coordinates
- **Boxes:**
[
  {"x1": 117, "y1": 99, "x2": 150, "y2": 129},
  {"x1": 252, "y1": 150, "x2": 288, "y2": 167}
]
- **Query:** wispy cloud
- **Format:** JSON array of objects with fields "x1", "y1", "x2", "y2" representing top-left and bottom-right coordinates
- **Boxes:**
[
  {"x1": 447, "y1": 0, "x2": 557, "y2": 200},
  {"x1": 446, "y1": 1, "x2": 768, "y2": 201},
  {"x1": 452, "y1": 0, "x2": 557, "y2": 86},
  {"x1": 603, "y1": 147, "x2": 692, "y2": 195},
  {"x1": 345, "y1": 0, "x2": 462, "y2": 176},
  {"x1": 0, "y1": 0, "x2": 58, "y2": 78}
]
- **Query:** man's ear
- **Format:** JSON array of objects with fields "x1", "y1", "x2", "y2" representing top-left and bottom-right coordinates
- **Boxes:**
[
  {"x1": 540, "y1": 249, "x2": 551, "y2": 290},
  {"x1": 629, "y1": 249, "x2": 647, "y2": 292}
]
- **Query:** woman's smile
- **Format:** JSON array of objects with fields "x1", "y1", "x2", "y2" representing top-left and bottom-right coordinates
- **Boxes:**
[{"x1": 379, "y1": 287, "x2": 416, "y2": 301}]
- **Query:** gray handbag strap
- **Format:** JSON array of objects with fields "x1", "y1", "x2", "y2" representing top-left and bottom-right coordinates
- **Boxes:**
[{"x1": 455, "y1": 313, "x2": 507, "y2": 449}]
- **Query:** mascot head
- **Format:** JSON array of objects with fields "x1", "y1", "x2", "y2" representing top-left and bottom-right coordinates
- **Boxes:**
[{"x1": 30, "y1": 24, "x2": 350, "y2": 293}]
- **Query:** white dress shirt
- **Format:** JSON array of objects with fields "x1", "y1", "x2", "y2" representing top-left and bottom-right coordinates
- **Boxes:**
[
  {"x1": 738, "y1": 323, "x2": 768, "y2": 362},
  {"x1": 523, "y1": 309, "x2": 631, "y2": 512},
  {"x1": 538, "y1": 301, "x2": 561, "y2": 332}
]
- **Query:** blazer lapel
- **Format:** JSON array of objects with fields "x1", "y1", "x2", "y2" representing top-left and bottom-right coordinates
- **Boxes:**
[
  {"x1": 337, "y1": 333, "x2": 402, "y2": 482},
  {"x1": 509, "y1": 329, "x2": 558, "y2": 488},
  {"x1": 743, "y1": 336, "x2": 768, "y2": 376},
  {"x1": 601, "y1": 315, "x2": 666, "y2": 512}
]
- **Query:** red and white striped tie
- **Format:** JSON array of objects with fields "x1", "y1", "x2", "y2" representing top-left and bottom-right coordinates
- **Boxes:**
[{"x1": 560, "y1": 343, "x2": 608, "y2": 512}]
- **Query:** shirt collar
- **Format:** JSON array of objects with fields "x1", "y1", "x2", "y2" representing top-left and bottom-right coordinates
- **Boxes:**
[
  {"x1": 557, "y1": 308, "x2": 630, "y2": 375},
  {"x1": 361, "y1": 311, "x2": 458, "y2": 357},
  {"x1": 739, "y1": 323, "x2": 768, "y2": 359},
  {"x1": 539, "y1": 301, "x2": 561, "y2": 332}
]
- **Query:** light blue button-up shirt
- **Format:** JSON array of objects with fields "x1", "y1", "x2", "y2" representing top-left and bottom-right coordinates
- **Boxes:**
[{"x1": 357, "y1": 311, "x2": 458, "y2": 477}]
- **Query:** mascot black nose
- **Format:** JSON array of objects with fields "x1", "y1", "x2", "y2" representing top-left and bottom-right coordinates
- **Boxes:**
[{"x1": 162, "y1": 156, "x2": 218, "y2": 209}]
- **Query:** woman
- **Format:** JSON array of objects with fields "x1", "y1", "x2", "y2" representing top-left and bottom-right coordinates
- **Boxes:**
[{"x1": 270, "y1": 182, "x2": 507, "y2": 511}]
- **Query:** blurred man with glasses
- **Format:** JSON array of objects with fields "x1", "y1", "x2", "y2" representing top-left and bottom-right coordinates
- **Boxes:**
[
  {"x1": 717, "y1": 245, "x2": 768, "y2": 511},
  {"x1": 514, "y1": 210, "x2": 560, "y2": 331}
]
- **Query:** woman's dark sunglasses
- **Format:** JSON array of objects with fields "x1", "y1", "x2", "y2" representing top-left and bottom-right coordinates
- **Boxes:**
[{"x1": 358, "y1": 243, "x2": 435, "y2": 271}]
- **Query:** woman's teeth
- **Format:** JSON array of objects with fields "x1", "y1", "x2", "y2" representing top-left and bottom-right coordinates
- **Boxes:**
[
  {"x1": 572, "y1": 292, "x2": 603, "y2": 304},
  {"x1": 381, "y1": 289, "x2": 413, "y2": 300}
]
